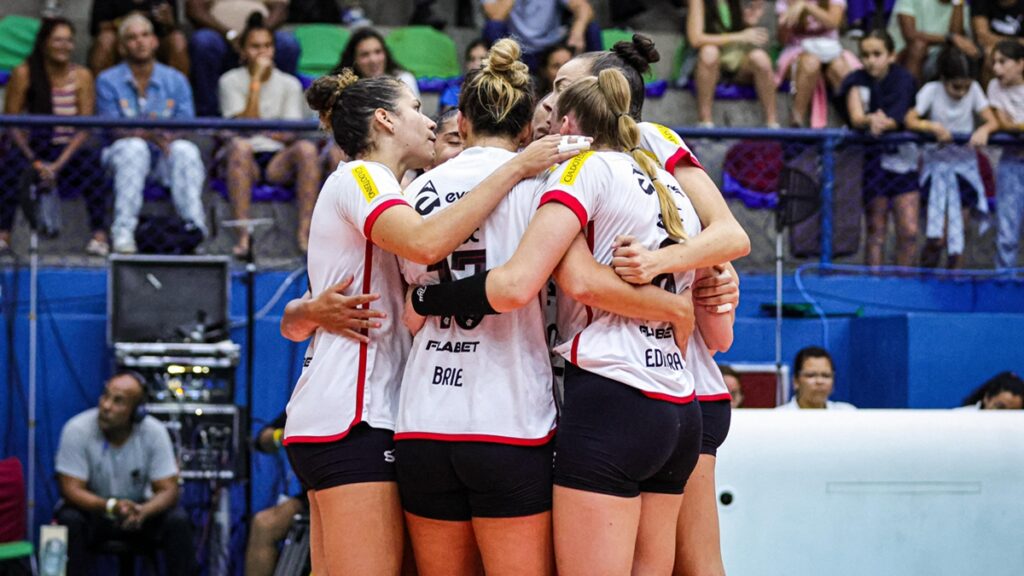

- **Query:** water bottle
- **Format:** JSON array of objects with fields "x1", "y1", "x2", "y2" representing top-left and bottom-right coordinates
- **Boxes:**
[{"x1": 40, "y1": 536, "x2": 66, "y2": 576}]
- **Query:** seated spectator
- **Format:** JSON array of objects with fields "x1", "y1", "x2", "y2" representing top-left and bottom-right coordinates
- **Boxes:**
[
  {"x1": 687, "y1": 0, "x2": 779, "y2": 127},
  {"x1": 537, "y1": 43, "x2": 574, "y2": 95},
  {"x1": 777, "y1": 346, "x2": 856, "y2": 409},
  {"x1": 88, "y1": 0, "x2": 189, "y2": 75},
  {"x1": 438, "y1": 38, "x2": 490, "y2": 112},
  {"x1": 186, "y1": 0, "x2": 300, "y2": 116},
  {"x1": 96, "y1": 14, "x2": 207, "y2": 254},
  {"x1": 1, "y1": 18, "x2": 109, "y2": 255},
  {"x1": 775, "y1": 0, "x2": 859, "y2": 127},
  {"x1": 971, "y1": 0, "x2": 1024, "y2": 79},
  {"x1": 905, "y1": 44, "x2": 997, "y2": 269},
  {"x1": 887, "y1": 0, "x2": 976, "y2": 82},
  {"x1": 245, "y1": 411, "x2": 309, "y2": 576},
  {"x1": 839, "y1": 29, "x2": 920, "y2": 268},
  {"x1": 480, "y1": 0, "x2": 601, "y2": 70},
  {"x1": 958, "y1": 371, "x2": 1024, "y2": 409},
  {"x1": 720, "y1": 364, "x2": 744, "y2": 408},
  {"x1": 220, "y1": 14, "x2": 319, "y2": 255},
  {"x1": 54, "y1": 371, "x2": 195, "y2": 576},
  {"x1": 988, "y1": 40, "x2": 1024, "y2": 270},
  {"x1": 334, "y1": 27, "x2": 420, "y2": 98}
]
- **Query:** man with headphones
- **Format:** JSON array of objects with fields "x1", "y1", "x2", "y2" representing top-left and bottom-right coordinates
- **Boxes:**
[{"x1": 54, "y1": 370, "x2": 196, "y2": 575}]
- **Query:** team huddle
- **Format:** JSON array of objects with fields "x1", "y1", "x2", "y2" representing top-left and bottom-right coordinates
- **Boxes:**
[{"x1": 279, "y1": 33, "x2": 750, "y2": 576}]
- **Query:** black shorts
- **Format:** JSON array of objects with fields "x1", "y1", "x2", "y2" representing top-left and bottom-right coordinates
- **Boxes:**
[
  {"x1": 554, "y1": 364, "x2": 702, "y2": 498},
  {"x1": 395, "y1": 439, "x2": 554, "y2": 521},
  {"x1": 254, "y1": 151, "x2": 277, "y2": 182},
  {"x1": 698, "y1": 399, "x2": 731, "y2": 457},
  {"x1": 286, "y1": 423, "x2": 396, "y2": 491}
]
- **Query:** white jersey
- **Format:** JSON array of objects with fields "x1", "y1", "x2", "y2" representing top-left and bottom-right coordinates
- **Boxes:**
[
  {"x1": 544, "y1": 124, "x2": 705, "y2": 396},
  {"x1": 545, "y1": 150, "x2": 699, "y2": 402},
  {"x1": 638, "y1": 122, "x2": 703, "y2": 173},
  {"x1": 396, "y1": 147, "x2": 556, "y2": 444},
  {"x1": 687, "y1": 329, "x2": 731, "y2": 401},
  {"x1": 284, "y1": 161, "x2": 412, "y2": 443}
]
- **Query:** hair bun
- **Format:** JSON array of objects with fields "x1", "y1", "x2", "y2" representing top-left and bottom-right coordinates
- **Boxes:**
[
  {"x1": 483, "y1": 38, "x2": 531, "y2": 89},
  {"x1": 612, "y1": 33, "x2": 660, "y2": 75},
  {"x1": 306, "y1": 68, "x2": 360, "y2": 115}
]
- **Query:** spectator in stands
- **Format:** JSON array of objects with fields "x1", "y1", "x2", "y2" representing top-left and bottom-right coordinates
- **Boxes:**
[
  {"x1": 720, "y1": 364, "x2": 745, "y2": 407},
  {"x1": 54, "y1": 371, "x2": 195, "y2": 576},
  {"x1": 335, "y1": 27, "x2": 420, "y2": 98},
  {"x1": 840, "y1": 29, "x2": 920, "y2": 268},
  {"x1": 220, "y1": 13, "x2": 319, "y2": 255},
  {"x1": 96, "y1": 14, "x2": 208, "y2": 254},
  {"x1": 988, "y1": 40, "x2": 1024, "y2": 270},
  {"x1": 480, "y1": 0, "x2": 601, "y2": 70},
  {"x1": 439, "y1": 38, "x2": 490, "y2": 112},
  {"x1": 186, "y1": 0, "x2": 300, "y2": 116},
  {"x1": 887, "y1": 0, "x2": 976, "y2": 82},
  {"x1": 245, "y1": 410, "x2": 308, "y2": 576},
  {"x1": 777, "y1": 346, "x2": 856, "y2": 409},
  {"x1": 537, "y1": 43, "x2": 574, "y2": 95},
  {"x1": 958, "y1": 371, "x2": 1024, "y2": 409},
  {"x1": 88, "y1": 0, "x2": 189, "y2": 75},
  {"x1": 687, "y1": 0, "x2": 780, "y2": 127},
  {"x1": 971, "y1": 0, "x2": 1024, "y2": 80},
  {"x1": 1, "y1": 18, "x2": 109, "y2": 256},
  {"x1": 775, "y1": 0, "x2": 859, "y2": 127},
  {"x1": 906, "y1": 44, "x2": 997, "y2": 269}
]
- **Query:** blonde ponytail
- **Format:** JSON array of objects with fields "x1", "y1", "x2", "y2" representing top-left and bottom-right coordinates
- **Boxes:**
[{"x1": 597, "y1": 70, "x2": 687, "y2": 241}]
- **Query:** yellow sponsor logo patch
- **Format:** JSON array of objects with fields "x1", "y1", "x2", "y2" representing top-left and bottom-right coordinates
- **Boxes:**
[
  {"x1": 652, "y1": 123, "x2": 682, "y2": 146},
  {"x1": 352, "y1": 165, "x2": 379, "y2": 203},
  {"x1": 560, "y1": 151, "x2": 593, "y2": 186}
]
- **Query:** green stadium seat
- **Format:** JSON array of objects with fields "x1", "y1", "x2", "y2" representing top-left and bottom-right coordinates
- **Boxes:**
[
  {"x1": 0, "y1": 15, "x2": 40, "y2": 74},
  {"x1": 385, "y1": 26, "x2": 459, "y2": 80},
  {"x1": 294, "y1": 24, "x2": 350, "y2": 78}
]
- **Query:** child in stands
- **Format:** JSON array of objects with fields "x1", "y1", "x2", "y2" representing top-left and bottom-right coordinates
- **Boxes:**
[
  {"x1": 906, "y1": 44, "x2": 999, "y2": 269},
  {"x1": 987, "y1": 40, "x2": 1024, "y2": 271},
  {"x1": 839, "y1": 29, "x2": 919, "y2": 268}
]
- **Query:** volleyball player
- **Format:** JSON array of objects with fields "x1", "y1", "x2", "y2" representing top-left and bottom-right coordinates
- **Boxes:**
[
  {"x1": 284, "y1": 68, "x2": 578, "y2": 575},
  {"x1": 549, "y1": 35, "x2": 746, "y2": 575},
  {"x1": 407, "y1": 68, "x2": 704, "y2": 575},
  {"x1": 396, "y1": 39, "x2": 698, "y2": 576}
]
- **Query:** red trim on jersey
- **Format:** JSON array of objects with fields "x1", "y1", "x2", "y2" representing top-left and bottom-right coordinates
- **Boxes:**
[
  {"x1": 570, "y1": 333, "x2": 581, "y2": 366},
  {"x1": 363, "y1": 198, "x2": 409, "y2": 239},
  {"x1": 642, "y1": 390, "x2": 697, "y2": 404},
  {"x1": 697, "y1": 393, "x2": 732, "y2": 402},
  {"x1": 282, "y1": 418, "x2": 364, "y2": 445},
  {"x1": 665, "y1": 147, "x2": 704, "y2": 173},
  {"x1": 539, "y1": 190, "x2": 588, "y2": 229},
  {"x1": 393, "y1": 429, "x2": 556, "y2": 446},
  {"x1": 285, "y1": 241, "x2": 375, "y2": 445}
]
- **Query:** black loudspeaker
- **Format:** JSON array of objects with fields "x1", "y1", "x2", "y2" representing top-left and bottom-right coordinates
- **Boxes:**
[{"x1": 108, "y1": 255, "x2": 231, "y2": 344}]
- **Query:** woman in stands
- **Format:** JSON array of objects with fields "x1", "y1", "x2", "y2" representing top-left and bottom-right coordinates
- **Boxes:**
[
  {"x1": 2, "y1": 17, "x2": 107, "y2": 255},
  {"x1": 407, "y1": 68, "x2": 706, "y2": 575},
  {"x1": 959, "y1": 372, "x2": 1024, "y2": 410},
  {"x1": 687, "y1": 0, "x2": 779, "y2": 127},
  {"x1": 777, "y1": 346, "x2": 856, "y2": 409},
  {"x1": 286, "y1": 66, "x2": 575, "y2": 575},
  {"x1": 336, "y1": 27, "x2": 420, "y2": 98},
  {"x1": 546, "y1": 35, "x2": 749, "y2": 576}
]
